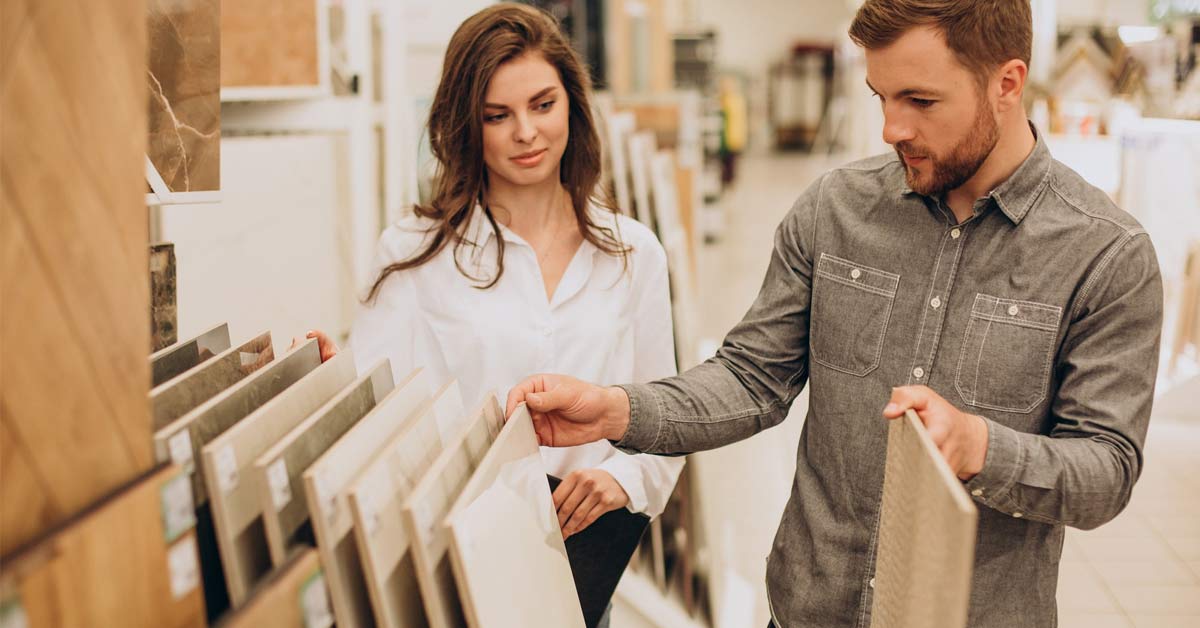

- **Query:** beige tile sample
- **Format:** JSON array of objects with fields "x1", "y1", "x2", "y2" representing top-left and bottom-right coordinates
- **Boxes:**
[
  {"x1": 253, "y1": 360, "x2": 395, "y2": 567},
  {"x1": 150, "y1": 322, "x2": 231, "y2": 387},
  {"x1": 445, "y1": 406, "x2": 585, "y2": 628},
  {"x1": 201, "y1": 350, "x2": 358, "y2": 607},
  {"x1": 349, "y1": 380, "x2": 463, "y2": 628},
  {"x1": 401, "y1": 394, "x2": 506, "y2": 628},
  {"x1": 151, "y1": 331, "x2": 274, "y2": 432},
  {"x1": 216, "y1": 547, "x2": 326, "y2": 628},
  {"x1": 221, "y1": 0, "x2": 320, "y2": 88},
  {"x1": 302, "y1": 369, "x2": 432, "y2": 628},
  {"x1": 870, "y1": 410, "x2": 978, "y2": 628}
]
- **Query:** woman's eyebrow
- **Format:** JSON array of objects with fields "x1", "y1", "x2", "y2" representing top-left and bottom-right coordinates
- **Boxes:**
[{"x1": 484, "y1": 86, "x2": 557, "y2": 109}]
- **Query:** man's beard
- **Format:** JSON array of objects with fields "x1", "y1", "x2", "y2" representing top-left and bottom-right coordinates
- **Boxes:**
[{"x1": 896, "y1": 100, "x2": 999, "y2": 198}]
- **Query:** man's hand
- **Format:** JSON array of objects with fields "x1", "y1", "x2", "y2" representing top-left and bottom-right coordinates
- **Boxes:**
[
  {"x1": 289, "y1": 330, "x2": 339, "y2": 362},
  {"x1": 883, "y1": 386, "x2": 989, "y2": 481},
  {"x1": 552, "y1": 469, "x2": 630, "y2": 538},
  {"x1": 505, "y1": 374, "x2": 631, "y2": 447}
]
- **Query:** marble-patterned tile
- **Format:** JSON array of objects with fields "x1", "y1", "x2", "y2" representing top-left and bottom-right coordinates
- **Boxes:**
[
  {"x1": 147, "y1": 0, "x2": 220, "y2": 192},
  {"x1": 221, "y1": 0, "x2": 320, "y2": 88},
  {"x1": 150, "y1": 243, "x2": 178, "y2": 351},
  {"x1": 446, "y1": 407, "x2": 585, "y2": 628},
  {"x1": 151, "y1": 331, "x2": 273, "y2": 432},
  {"x1": 150, "y1": 322, "x2": 231, "y2": 388}
]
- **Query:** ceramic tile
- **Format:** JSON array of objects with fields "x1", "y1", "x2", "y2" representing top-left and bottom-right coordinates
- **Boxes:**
[
  {"x1": 1091, "y1": 558, "x2": 1198, "y2": 587},
  {"x1": 1075, "y1": 535, "x2": 1179, "y2": 565},
  {"x1": 151, "y1": 331, "x2": 273, "y2": 432},
  {"x1": 150, "y1": 323, "x2": 231, "y2": 388},
  {"x1": 201, "y1": 350, "x2": 357, "y2": 607},
  {"x1": 1058, "y1": 614, "x2": 1133, "y2": 628},
  {"x1": 147, "y1": 0, "x2": 220, "y2": 192},
  {"x1": 254, "y1": 360, "x2": 394, "y2": 566},
  {"x1": 445, "y1": 406, "x2": 585, "y2": 628},
  {"x1": 870, "y1": 411, "x2": 977, "y2": 628},
  {"x1": 1110, "y1": 584, "x2": 1200, "y2": 615},
  {"x1": 1129, "y1": 617, "x2": 1200, "y2": 628},
  {"x1": 150, "y1": 243, "x2": 178, "y2": 351},
  {"x1": 221, "y1": 0, "x2": 320, "y2": 87},
  {"x1": 302, "y1": 368, "x2": 429, "y2": 628},
  {"x1": 1058, "y1": 560, "x2": 1120, "y2": 613},
  {"x1": 401, "y1": 394, "x2": 505, "y2": 628}
]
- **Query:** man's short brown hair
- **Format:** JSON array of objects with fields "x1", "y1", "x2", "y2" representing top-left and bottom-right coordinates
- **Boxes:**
[{"x1": 849, "y1": 0, "x2": 1032, "y2": 86}]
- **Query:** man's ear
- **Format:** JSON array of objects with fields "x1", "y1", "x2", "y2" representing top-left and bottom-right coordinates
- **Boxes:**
[{"x1": 995, "y1": 59, "x2": 1028, "y2": 113}]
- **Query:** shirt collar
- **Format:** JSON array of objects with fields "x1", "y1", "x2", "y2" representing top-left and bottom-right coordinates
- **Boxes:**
[
  {"x1": 898, "y1": 121, "x2": 1052, "y2": 225},
  {"x1": 459, "y1": 201, "x2": 609, "y2": 264}
]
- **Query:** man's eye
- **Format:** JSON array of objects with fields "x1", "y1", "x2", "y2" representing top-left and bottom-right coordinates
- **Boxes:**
[{"x1": 912, "y1": 98, "x2": 935, "y2": 108}]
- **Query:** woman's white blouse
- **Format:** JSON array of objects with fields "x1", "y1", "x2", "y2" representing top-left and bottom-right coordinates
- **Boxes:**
[{"x1": 348, "y1": 204, "x2": 684, "y2": 518}]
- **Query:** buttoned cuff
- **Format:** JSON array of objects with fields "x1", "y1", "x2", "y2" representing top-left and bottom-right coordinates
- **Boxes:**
[
  {"x1": 964, "y1": 417, "x2": 1023, "y2": 511},
  {"x1": 596, "y1": 455, "x2": 650, "y2": 514},
  {"x1": 612, "y1": 383, "x2": 662, "y2": 454}
]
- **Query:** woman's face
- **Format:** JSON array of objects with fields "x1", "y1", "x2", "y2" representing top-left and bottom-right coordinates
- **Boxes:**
[{"x1": 481, "y1": 52, "x2": 570, "y2": 189}]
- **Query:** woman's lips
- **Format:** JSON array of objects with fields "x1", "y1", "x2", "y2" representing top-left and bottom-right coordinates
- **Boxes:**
[{"x1": 511, "y1": 149, "x2": 547, "y2": 167}]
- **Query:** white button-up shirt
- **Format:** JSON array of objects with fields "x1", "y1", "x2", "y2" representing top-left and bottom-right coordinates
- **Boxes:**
[{"x1": 348, "y1": 204, "x2": 684, "y2": 517}]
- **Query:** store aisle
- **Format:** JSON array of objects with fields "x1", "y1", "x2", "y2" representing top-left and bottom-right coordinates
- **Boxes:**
[{"x1": 689, "y1": 150, "x2": 1200, "y2": 628}]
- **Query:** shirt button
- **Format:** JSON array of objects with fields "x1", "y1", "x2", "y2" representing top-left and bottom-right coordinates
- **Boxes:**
[
  {"x1": 869, "y1": 578, "x2": 875, "y2": 588},
  {"x1": 971, "y1": 489, "x2": 983, "y2": 497},
  {"x1": 930, "y1": 297, "x2": 941, "y2": 309},
  {"x1": 850, "y1": 268, "x2": 862, "y2": 280},
  {"x1": 951, "y1": 228, "x2": 961, "y2": 239},
  {"x1": 1007, "y1": 305, "x2": 1019, "y2": 316},
  {"x1": 1013, "y1": 512, "x2": 1024, "y2": 519},
  {"x1": 912, "y1": 367, "x2": 924, "y2": 379}
]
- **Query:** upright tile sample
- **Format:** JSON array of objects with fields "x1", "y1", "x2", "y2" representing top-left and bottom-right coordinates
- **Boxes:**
[
  {"x1": 254, "y1": 360, "x2": 395, "y2": 566},
  {"x1": 216, "y1": 548, "x2": 329, "y2": 628},
  {"x1": 0, "y1": 465, "x2": 205, "y2": 627},
  {"x1": 1, "y1": 0, "x2": 152, "y2": 556},
  {"x1": 221, "y1": 0, "x2": 320, "y2": 88},
  {"x1": 350, "y1": 381, "x2": 462, "y2": 628},
  {"x1": 402, "y1": 395, "x2": 505, "y2": 628},
  {"x1": 303, "y1": 370, "x2": 431, "y2": 628},
  {"x1": 446, "y1": 407, "x2": 585, "y2": 628},
  {"x1": 203, "y1": 350, "x2": 358, "y2": 607},
  {"x1": 151, "y1": 331, "x2": 273, "y2": 432},
  {"x1": 150, "y1": 322, "x2": 232, "y2": 388},
  {"x1": 870, "y1": 411, "x2": 978, "y2": 628},
  {"x1": 150, "y1": 243, "x2": 179, "y2": 351},
  {"x1": 147, "y1": 0, "x2": 220, "y2": 192}
]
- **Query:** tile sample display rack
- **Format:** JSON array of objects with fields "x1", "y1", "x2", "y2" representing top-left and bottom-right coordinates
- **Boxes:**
[
  {"x1": 151, "y1": 331, "x2": 274, "y2": 432},
  {"x1": 214, "y1": 548, "x2": 331, "y2": 628},
  {"x1": 150, "y1": 323, "x2": 232, "y2": 388}
]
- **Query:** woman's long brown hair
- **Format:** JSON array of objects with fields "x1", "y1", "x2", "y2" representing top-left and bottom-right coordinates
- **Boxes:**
[{"x1": 365, "y1": 3, "x2": 629, "y2": 302}]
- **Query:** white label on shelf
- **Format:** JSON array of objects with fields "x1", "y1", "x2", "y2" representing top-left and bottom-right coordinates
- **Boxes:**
[
  {"x1": 0, "y1": 599, "x2": 28, "y2": 628},
  {"x1": 300, "y1": 571, "x2": 334, "y2": 628},
  {"x1": 167, "y1": 536, "x2": 200, "y2": 599},
  {"x1": 160, "y1": 472, "x2": 196, "y2": 543},
  {"x1": 215, "y1": 445, "x2": 239, "y2": 494},
  {"x1": 268, "y1": 459, "x2": 292, "y2": 512},
  {"x1": 168, "y1": 430, "x2": 194, "y2": 474}
]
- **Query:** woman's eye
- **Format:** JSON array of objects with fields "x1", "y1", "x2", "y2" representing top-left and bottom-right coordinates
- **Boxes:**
[
  {"x1": 485, "y1": 113, "x2": 508, "y2": 123},
  {"x1": 536, "y1": 100, "x2": 555, "y2": 111}
]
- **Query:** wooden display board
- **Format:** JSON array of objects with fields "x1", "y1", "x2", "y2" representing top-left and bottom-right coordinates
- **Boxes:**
[
  {"x1": 202, "y1": 350, "x2": 358, "y2": 606},
  {"x1": 1, "y1": 0, "x2": 152, "y2": 556},
  {"x1": 401, "y1": 395, "x2": 505, "y2": 628},
  {"x1": 870, "y1": 410, "x2": 978, "y2": 628},
  {"x1": 215, "y1": 548, "x2": 331, "y2": 628},
  {"x1": 253, "y1": 361, "x2": 396, "y2": 566},
  {"x1": 301, "y1": 370, "x2": 431, "y2": 628},
  {"x1": 445, "y1": 407, "x2": 585, "y2": 628},
  {"x1": 348, "y1": 380, "x2": 462, "y2": 628},
  {"x1": 0, "y1": 465, "x2": 205, "y2": 628}
]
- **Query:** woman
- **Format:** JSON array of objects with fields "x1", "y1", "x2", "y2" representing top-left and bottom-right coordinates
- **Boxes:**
[{"x1": 304, "y1": 4, "x2": 683, "y2": 625}]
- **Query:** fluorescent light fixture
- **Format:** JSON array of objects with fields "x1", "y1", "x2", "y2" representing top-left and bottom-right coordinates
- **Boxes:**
[{"x1": 1118, "y1": 26, "x2": 1163, "y2": 45}]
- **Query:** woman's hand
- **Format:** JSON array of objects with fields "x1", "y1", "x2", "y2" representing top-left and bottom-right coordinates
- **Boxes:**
[
  {"x1": 552, "y1": 468, "x2": 630, "y2": 538},
  {"x1": 289, "y1": 330, "x2": 340, "y2": 362}
]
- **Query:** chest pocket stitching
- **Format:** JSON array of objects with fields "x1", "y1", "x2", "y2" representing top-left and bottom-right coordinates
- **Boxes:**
[
  {"x1": 811, "y1": 253, "x2": 900, "y2": 377},
  {"x1": 954, "y1": 293, "x2": 1062, "y2": 414}
]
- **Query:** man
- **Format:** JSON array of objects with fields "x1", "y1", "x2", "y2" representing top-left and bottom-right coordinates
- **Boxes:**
[{"x1": 506, "y1": 1, "x2": 1163, "y2": 626}]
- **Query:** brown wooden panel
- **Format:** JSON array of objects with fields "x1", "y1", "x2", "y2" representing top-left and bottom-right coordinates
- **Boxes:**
[
  {"x1": 221, "y1": 0, "x2": 320, "y2": 88},
  {"x1": 0, "y1": 0, "x2": 151, "y2": 556},
  {"x1": 216, "y1": 548, "x2": 328, "y2": 628},
  {"x1": 0, "y1": 465, "x2": 206, "y2": 628}
]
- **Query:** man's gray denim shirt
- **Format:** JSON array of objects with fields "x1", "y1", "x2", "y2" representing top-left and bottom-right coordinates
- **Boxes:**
[{"x1": 616, "y1": 128, "x2": 1163, "y2": 628}]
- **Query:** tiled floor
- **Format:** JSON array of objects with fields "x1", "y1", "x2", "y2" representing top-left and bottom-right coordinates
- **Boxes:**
[{"x1": 691, "y1": 150, "x2": 1200, "y2": 627}]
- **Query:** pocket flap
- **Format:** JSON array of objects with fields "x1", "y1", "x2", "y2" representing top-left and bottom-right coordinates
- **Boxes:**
[
  {"x1": 970, "y1": 294, "x2": 1062, "y2": 331},
  {"x1": 816, "y1": 253, "x2": 900, "y2": 296}
]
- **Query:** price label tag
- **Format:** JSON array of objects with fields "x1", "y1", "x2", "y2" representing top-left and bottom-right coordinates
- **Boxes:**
[
  {"x1": 268, "y1": 459, "x2": 292, "y2": 512},
  {"x1": 215, "y1": 445, "x2": 239, "y2": 494},
  {"x1": 160, "y1": 472, "x2": 196, "y2": 543},
  {"x1": 168, "y1": 430, "x2": 194, "y2": 474},
  {"x1": 167, "y1": 536, "x2": 200, "y2": 599},
  {"x1": 300, "y1": 570, "x2": 334, "y2": 628}
]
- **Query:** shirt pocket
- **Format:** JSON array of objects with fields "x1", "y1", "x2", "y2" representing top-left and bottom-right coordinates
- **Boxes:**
[
  {"x1": 954, "y1": 294, "x2": 1062, "y2": 414},
  {"x1": 810, "y1": 253, "x2": 900, "y2": 377}
]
